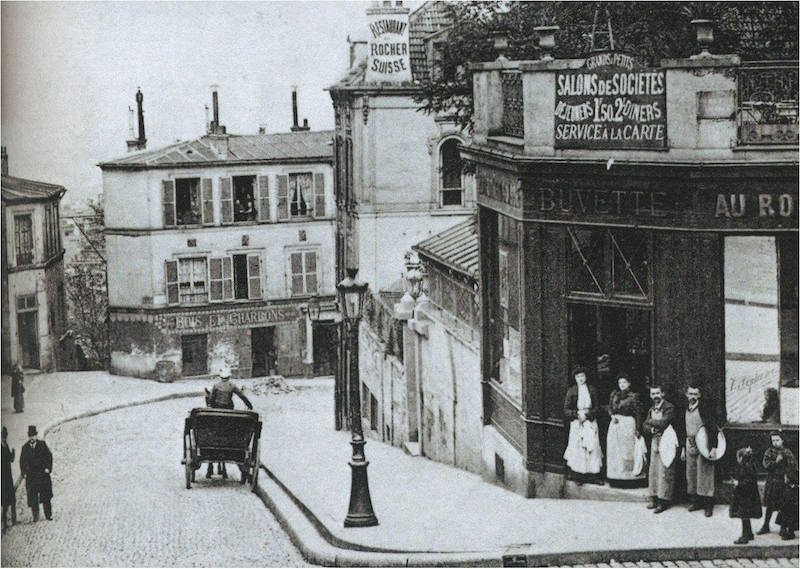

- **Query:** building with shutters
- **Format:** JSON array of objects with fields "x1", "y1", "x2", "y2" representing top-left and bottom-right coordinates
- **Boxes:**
[
  {"x1": 2, "y1": 147, "x2": 68, "y2": 372},
  {"x1": 99, "y1": 125, "x2": 338, "y2": 381}
]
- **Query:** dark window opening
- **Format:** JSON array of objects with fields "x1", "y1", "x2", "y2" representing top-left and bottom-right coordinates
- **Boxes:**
[
  {"x1": 233, "y1": 254, "x2": 249, "y2": 299},
  {"x1": 233, "y1": 175, "x2": 257, "y2": 222},
  {"x1": 495, "y1": 453, "x2": 505, "y2": 484},
  {"x1": 369, "y1": 393, "x2": 378, "y2": 432},
  {"x1": 14, "y1": 214, "x2": 33, "y2": 265},
  {"x1": 175, "y1": 178, "x2": 201, "y2": 225},
  {"x1": 440, "y1": 138, "x2": 463, "y2": 207}
]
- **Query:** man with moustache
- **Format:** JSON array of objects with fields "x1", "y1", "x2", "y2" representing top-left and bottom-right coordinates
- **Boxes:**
[
  {"x1": 643, "y1": 385, "x2": 677, "y2": 513},
  {"x1": 681, "y1": 383, "x2": 717, "y2": 517}
]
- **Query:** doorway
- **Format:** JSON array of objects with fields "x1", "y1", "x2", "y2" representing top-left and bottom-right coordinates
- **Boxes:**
[
  {"x1": 568, "y1": 304, "x2": 652, "y2": 403},
  {"x1": 251, "y1": 326, "x2": 276, "y2": 377},
  {"x1": 312, "y1": 322, "x2": 338, "y2": 377},
  {"x1": 181, "y1": 334, "x2": 208, "y2": 376},
  {"x1": 17, "y1": 311, "x2": 39, "y2": 369}
]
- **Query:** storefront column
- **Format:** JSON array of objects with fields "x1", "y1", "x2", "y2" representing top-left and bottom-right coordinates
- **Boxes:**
[{"x1": 304, "y1": 311, "x2": 314, "y2": 366}]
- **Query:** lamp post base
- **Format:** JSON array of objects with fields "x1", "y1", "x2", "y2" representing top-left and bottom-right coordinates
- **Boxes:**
[{"x1": 344, "y1": 441, "x2": 378, "y2": 527}]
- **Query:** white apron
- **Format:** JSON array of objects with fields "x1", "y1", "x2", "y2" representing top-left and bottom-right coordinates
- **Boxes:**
[{"x1": 563, "y1": 384, "x2": 603, "y2": 474}]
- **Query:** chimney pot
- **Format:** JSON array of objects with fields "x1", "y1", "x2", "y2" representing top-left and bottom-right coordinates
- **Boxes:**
[
  {"x1": 136, "y1": 88, "x2": 146, "y2": 149},
  {"x1": 291, "y1": 86, "x2": 300, "y2": 130}
]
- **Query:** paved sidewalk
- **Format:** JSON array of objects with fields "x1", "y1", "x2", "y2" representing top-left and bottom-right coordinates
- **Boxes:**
[{"x1": 250, "y1": 380, "x2": 799, "y2": 560}]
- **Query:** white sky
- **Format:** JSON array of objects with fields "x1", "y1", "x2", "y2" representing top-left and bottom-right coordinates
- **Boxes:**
[{"x1": 2, "y1": 1, "x2": 419, "y2": 207}]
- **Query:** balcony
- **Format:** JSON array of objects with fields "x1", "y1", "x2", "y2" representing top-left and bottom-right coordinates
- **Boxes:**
[
  {"x1": 738, "y1": 62, "x2": 799, "y2": 145},
  {"x1": 473, "y1": 54, "x2": 799, "y2": 159}
]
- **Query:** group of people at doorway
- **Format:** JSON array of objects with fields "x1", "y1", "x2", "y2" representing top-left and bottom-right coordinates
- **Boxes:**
[{"x1": 563, "y1": 367, "x2": 798, "y2": 543}]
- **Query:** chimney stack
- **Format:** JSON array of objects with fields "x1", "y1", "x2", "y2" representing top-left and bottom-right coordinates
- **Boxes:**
[
  {"x1": 209, "y1": 84, "x2": 226, "y2": 135},
  {"x1": 290, "y1": 86, "x2": 310, "y2": 132},
  {"x1": 1, "y1": 147, "x2": 8, "y2": 176},
  {"x1": 127, "y1": 89, "x2": 147, "y2": 152}
]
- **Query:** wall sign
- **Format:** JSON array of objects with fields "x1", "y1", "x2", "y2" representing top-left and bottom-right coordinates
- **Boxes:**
[
  {"x1": 159, "y1": 305, "x2": 299, "y2": 333},
  {"x1": 554, "y1": 52, "x2": 667, "y2": 149},
  {"x1": 365, "y1": 6, "x2": 412, "y2": 83}
]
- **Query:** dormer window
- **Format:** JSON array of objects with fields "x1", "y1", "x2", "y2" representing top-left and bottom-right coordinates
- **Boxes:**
[{"x1": 439, "y1": 138, "x2": 464, "y2": 207}]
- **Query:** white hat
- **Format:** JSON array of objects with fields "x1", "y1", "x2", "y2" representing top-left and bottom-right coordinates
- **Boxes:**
[{"x1": 219, "y1": 367, "x2": 231, "y2": 379}]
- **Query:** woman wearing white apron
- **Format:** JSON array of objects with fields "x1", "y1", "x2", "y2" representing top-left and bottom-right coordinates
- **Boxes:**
[
  {"x1": 606, "y1": 374, "x2": 646, "y2": 486},
  {"x1": 563, "y1": 366, "x2": 603, "y2": 485}
]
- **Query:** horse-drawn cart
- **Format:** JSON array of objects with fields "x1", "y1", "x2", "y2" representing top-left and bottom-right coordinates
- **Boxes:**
[{"x1": 182, "y1": 408, "x2": 262, "y2": 491}]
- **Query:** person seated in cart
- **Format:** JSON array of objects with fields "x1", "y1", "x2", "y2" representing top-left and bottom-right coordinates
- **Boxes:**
[{"x1": 204, "y1": 367, "x2": 253, "y2": 479}]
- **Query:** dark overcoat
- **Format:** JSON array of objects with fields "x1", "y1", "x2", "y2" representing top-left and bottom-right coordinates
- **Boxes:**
[
  {"x1": 564, "y1": 384, "x2": 600, "y2": 420},
  {"x1": 19, "y1": 440, "x2": 52, "y2": 507},
  {"x1": 763, "y1": 447, "x2": 798, "y2": 510},
  {"x1": 2, "y1": 442, "x2": 15, "y2": 507},
  {"x1": 776, "y1": 478, "x2": 798, "y2": 531},
  {"x1": 729, "y1": 458, "x2": 762, "y2": 519}
]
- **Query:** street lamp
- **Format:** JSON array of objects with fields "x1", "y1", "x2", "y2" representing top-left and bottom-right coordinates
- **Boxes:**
[
  {"x1": 337, "y1": 267, "x2": 378, "y2": 528},
  {"x1": 307, "y1": 293, "x2": 322, "y2": 323}
]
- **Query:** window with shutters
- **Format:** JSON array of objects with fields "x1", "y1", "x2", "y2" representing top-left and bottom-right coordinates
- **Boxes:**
[
  {"x1": 289, "y1": 250, "x2": 319, "y2": 296},
  {"x1": 201, "y1": 178, "x2": 213, "y2": 225},
  {"x1": 312, "y1": 173, "x2": 326, "y2": 218},
  {"x1": 439, "y1": 138, "x2": 464, "y2": 207},
  {"x1": 173, "y1": 257, "x2": 207, "y2": 305},
  {"x1": 233, "y1": 175, "x2": 257, "y2": 222},
  {"x1": 14, "y1": 214, "x2": 34, "y2": 266},
  {"x1": 171, "y1": 178, "x2": 202, "y2": 225}
]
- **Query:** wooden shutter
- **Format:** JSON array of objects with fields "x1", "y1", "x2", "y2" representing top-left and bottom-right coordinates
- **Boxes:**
[
  {"x1": 289, "y1": 252, "x2": 303, "y2": 296},
  {"x1": 162, "y1": 180, "x2": 176, "y2": 227},
  {"x1": 257, "y1": 176, "x2": 270, "y2": 222},
  {"x1": 220, "y1": 177, "x2": 233, "y2": 224},
  {"x1": 305, "y1": 251, "x2": 318, "y2": 294},
  {"x1": 201, "y1": 178, "x2": 214, "y2": 225},
  {"x1": 313, "y1": 173, "x2": 325, "y2": 218},
  {"x1": 165, "y1": 260, "x2": 179, "y2": 304},
  {"x1": 247, "y1": 253, "x2": 262, "y2": 299},
  {"x1": 277, "y1": 175, "x2": 289, "y2": 221},
  {"x1": 222, "y1": 256, "x2": 233, "y2": 300},
  {"x1": 209, "y1": 257, "x2": 224, "y2": 301}
]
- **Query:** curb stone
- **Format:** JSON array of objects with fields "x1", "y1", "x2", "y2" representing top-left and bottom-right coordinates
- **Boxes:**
[{"x1": 12, "y1": 393, "x2": 799, "y2": 567}]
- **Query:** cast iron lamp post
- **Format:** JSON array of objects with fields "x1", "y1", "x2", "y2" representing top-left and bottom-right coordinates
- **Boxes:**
[
  {"x1": 307, "y1": 294, "x2": 322, "y2": 323},
  {"x1": 337, "y1": 267, "x2": 379, "y2": 527}
]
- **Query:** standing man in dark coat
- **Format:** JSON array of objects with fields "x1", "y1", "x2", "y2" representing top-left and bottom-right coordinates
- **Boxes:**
[
  {"x1": 11, "y1": 365, "x2": 25, "y2": 413},
  {"x1": 2, "y1": 427, "x2": 17, "y2": 532},
  {"x1": 19, "y1": 425, "x2": 52, "y2": 521}
]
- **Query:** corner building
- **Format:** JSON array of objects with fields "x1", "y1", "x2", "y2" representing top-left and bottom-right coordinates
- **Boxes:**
[
  {"x1": 463, "y1": 51, "x2": 798, "y2": 497},
  {"x1": 100, "y1": 130, "x2": 338, "y2": 380}
]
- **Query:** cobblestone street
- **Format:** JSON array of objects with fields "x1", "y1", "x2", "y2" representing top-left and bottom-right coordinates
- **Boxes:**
[{"x1": 0, "y1": 397, "x2": 311, "y2": 567}]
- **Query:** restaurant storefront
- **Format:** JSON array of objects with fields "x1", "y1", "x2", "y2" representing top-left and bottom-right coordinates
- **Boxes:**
[{"x1": 470, "y1": 157, "x2": 798, "y2": 497}]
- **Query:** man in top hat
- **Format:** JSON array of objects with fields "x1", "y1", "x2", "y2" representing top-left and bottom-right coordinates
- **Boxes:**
[
  {"x1": 643, "y1": 384, "x2": 677, "y2": 513},
  {"x1": 681, "y1": 383, "x2": 717, "y2": 517},
  {"x1": 204, "y1": 367, "x2": 253, "y2": 479},
  {"x1": 19, "y1": 425, "x2": 53, "y2": 521}
]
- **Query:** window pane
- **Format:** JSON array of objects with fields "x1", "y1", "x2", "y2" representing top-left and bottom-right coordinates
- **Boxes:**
[
  {"x1": 568, "y1": 227, "x2": 606, "y2": 295},
  {"x1": 304, "y1": 251, "x2": 316, "y2": 272},
  {"x1": 440, "y1": 139, "x2": 462, "y2": 189},
  {"x1": 610, "y1": 229, "x2": 649, "y2": 297},
  {"x1": 292, "y1": 275, "x2": 304, "y2": 295},
  {"x1": 724, "y1": 237, "x2": 780, "y2": 424},
  {"x1": 291, "y1": 253, "x2": 302, "y2": 274},
  {"x1": 306, "y1": 273, "x2": 318, "y2": 294}
]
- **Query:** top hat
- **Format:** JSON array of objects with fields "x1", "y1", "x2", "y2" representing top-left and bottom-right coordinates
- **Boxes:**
[{"x1": 27, "y1": 425, "x2": 37, "y2": 437}]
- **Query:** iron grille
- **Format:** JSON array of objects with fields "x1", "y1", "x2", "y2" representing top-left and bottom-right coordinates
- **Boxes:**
[
  {"x1": 501, "y1": 72, "x2": 524, "y2": 138},
  {"x1": 738, "y1": 63, "x2": 799, "y2": 145}
]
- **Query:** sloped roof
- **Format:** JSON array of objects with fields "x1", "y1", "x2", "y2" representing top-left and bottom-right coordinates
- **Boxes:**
[
  {"x1": 99, "y1": 130, "x2": 334, "y2": 169},
  {"x1": 414, "y1": 217, "x2": 478, "y2": 280},
  {"x1": 331, "y1": 1, "x2": 453, "y2": 89},
  {"x1": 2, "y1": 175, "x2": 65, "y2": 204}
]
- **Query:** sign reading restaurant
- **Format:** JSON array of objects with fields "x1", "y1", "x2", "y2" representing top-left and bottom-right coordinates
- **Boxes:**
[
  {"x1": 554, "y1": 52, "x2": 667, "y2": 149},
  {"x1": 364, "y1": 7, "x2": 412, "y2": 83}
]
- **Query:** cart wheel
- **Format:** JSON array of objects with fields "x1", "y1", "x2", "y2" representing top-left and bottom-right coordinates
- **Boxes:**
[
  {"x1": 239, "y1": 464, "x2": 248, "y2": 484},
  {"x1": 185, "y1": 449, "x2": 193, "y2": 489}
]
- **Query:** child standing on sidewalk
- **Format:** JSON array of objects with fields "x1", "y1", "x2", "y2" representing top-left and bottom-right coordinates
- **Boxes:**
[
  {"x1": 759, "y1": 430, "x2": 797, "y2": 535},
  {"x1": 729, "y1": 446, "x2": 762, "y2": 544}
]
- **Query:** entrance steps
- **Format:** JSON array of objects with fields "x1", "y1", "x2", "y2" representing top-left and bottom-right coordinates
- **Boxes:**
[{"x1": 564, "y1": 480, "x2": 650, "y2": 502}]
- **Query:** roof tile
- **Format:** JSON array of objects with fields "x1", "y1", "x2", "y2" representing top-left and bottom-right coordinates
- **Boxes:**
[
  {"x1": 414, "y1": 217, "x2": 478, "y2": 279},
  {"x1": 2, "y1": 175, "x2": 65, "y2": 204}
]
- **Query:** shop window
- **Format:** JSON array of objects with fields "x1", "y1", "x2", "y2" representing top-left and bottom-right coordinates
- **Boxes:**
[
  {"x1": 14, "y1": 214, "x2": 34, "y2": 265},
  {"x1": 724, "y1": 236, "x2": 798, "y2": 425},
  {"x1": 233, "y1": 176, "x2": 257, "y2": 222},
  {"x1": 165, "y1": 257, "x2": 207, "y2": 305},
  {"x1": 493, "y1": 216, "x2": 521, "y2": 404},
  {"x1": 289, "y1": 250, "x2": 318, "y2": 297},
  {"x1": 568, "y1": 227, "x2": 650, "y2": 301},
  {"x1": 439, "y1": 139, "x2": 464, "y2": 207}
]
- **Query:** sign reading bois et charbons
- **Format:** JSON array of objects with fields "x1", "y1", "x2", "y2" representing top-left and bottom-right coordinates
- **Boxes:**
[
  {"x1": 365, "y1": 5, "x2": 412, "y2": 83},
  {"x1": 554, "y1": 52, "x2": 667, "y2": 149}
]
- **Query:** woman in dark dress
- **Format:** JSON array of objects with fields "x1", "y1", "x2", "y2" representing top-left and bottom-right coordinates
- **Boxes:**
[
  {"x1": 606, "y1": 374, "x2": 645, "y2": 486},
  {"x1": 758, "y1": 430, "x2": 798, "y2": 535},
  {"x1": 730, "y1": 446, "x2": 762, "y2": 544},
  {"x1": 2, "y1": 427, "x2": 17, "y2": 532},
  {"x1": 563, "y1": 366, "x2": 603, "y2": 485}
]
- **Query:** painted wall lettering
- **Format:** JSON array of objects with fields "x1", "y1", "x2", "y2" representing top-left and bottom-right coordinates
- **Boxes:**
[
  {"x1": 160, "y1": 305, "x2": 299, "y2": 332},
  {"x1": 715, "y1": 193, "x2": 795, "y2": 218},
  {"x1": 365, "y1": 9, "x2": 412, "y2": 83}
]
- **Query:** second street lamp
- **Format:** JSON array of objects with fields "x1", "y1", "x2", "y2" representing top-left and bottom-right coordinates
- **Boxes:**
[{"x1": 337, "y1": 267, "x2": 378, "y2": 528}]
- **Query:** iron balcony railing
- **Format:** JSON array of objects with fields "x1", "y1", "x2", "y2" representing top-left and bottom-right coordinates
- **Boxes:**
[
  {"x1": 738, "y1": 62, "x2": 799, "y2": 145},
  {"x1": 501, "y1": 71, "x2": 524, "y2": 138}
]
